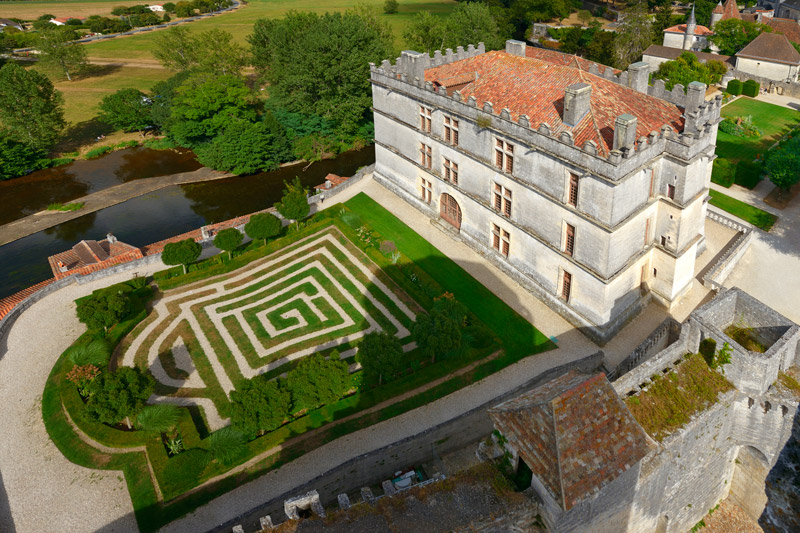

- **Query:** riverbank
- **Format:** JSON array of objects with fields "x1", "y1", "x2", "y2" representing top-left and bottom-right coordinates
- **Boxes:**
[{"x1": 0, "y1": 166, "x2": 234, "y2": 247}]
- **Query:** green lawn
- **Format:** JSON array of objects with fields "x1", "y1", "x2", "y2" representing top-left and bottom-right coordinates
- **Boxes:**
[
  {"x1": 713, "y1": 97, "x2": 800, "y2": 189},
  {"x1": 709, "y1": 189, "x2": 777, "y2": 231},
  {"x1": 81, "y1": 0, "x2": 457, "y2": 60}
]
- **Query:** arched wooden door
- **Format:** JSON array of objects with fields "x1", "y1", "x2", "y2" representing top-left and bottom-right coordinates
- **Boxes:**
[{"x1": 440, "y1": 193, "x2": 462, "y2": 230}]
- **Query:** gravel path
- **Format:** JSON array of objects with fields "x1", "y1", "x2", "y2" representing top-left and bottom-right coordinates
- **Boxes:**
[{"x1": 0, "y1": 263, "x2": 166, "y2": 533}]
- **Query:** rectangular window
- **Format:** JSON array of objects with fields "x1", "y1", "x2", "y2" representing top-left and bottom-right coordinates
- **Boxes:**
[
  {"x1": 653, "y1": 267, "x2": 658, "y2": 277},
  {"x1": 568, "y1": 174, "x2": 579, "y2": 207},
  {"x1": 493, "y1": 183, "x2": 512, "y2": 217},
  {"x1": 667, "y1": 184, "x2": 676, "y2": 200},
  {"x1": 648, "y1": 169, "x2": 655, "y2": 198},
  {"x1": 492, "y1": 223, "x2": 510, "y2": 257},
  {"x1": 420, "y1": 143, "x2": 432, "y2": 169},
  {"x1": 661, "y1": 235, "x2": 667, "y2": 247},
  {"x1": 420, "y1": 178, "x2": 432, "y2": 204},
  {"x1": 644, "y1": 217, "x2": 650, "y2": 246},
  {"x1": 443, "y1": 159, "x2": 458, "y2": 185},
  {"x1": 495, "y1": 139, "x2": 514, "y2": 174},
  {"x1": 561, "y1": 271, "x2": 572, "y2": 301},
  {"x1": 419, "y1": 106, "x2": 431, "y2": 133},
  {"x1": 444, "y1": 116, "x2": 459, "y2": 146},
  {"x1": 564, "y1": 223, "x2": 575, "y2": 256}
]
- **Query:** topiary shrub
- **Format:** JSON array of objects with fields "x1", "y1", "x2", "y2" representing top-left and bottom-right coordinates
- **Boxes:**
[
  {"x1": 726, "y1": 79, "x2": 742, "y2": 95},
  {"x1": 742, "y1": 79, "x2": 760, "y2": 97}
]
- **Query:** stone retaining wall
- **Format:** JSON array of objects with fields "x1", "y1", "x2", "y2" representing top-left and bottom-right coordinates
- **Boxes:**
[{"x1": 703, "y1": 209, "x2": 754, "y2": 291}]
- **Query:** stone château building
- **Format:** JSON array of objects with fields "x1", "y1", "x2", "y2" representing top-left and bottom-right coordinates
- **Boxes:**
[{"x1": 370, "y1": 40, "x2": 722, "y2": 342}]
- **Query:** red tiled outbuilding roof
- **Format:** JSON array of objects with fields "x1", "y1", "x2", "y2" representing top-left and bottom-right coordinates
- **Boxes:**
[
  {"x1": 766, "y1": 17, "x2": 800, "y2": 44},
  {"x1": 48, "y1": 237, "x2": 143, "y2": 280},
  {"x1": 721, "y1": 0, "x2": 742, "y2": 20},
  {"x1": 489, "y1": 371, "x2": 652, "y2": 510},
  {"x1": 664, "y1": 23, "x2": 715, "y2": 36},
  {"x1": 424, "y1": 51, "x2": 685, "y2": 157}
]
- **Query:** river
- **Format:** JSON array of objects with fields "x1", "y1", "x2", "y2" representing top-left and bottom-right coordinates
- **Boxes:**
[{"x1": 0, "y1": 145, "x2": 376, "y2": 300}]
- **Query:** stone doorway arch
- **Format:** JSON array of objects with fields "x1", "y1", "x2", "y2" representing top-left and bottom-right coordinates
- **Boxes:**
[
  {"x1": 729, "y1": 445, "x2": 770, "y2": 521},
  {"x1": 440, "y1": 193, "x2": 462, "y2": 230}
]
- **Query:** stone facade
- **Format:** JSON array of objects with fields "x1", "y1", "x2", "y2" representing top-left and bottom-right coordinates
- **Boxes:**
[
  {"x1": 370, "y1": 40, "x2": 720, "y2": 343},
  {"x1": 490, "y1": 288, "x2": 799, "y2": 533}
]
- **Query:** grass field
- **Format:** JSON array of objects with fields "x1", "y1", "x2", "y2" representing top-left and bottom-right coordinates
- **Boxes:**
[
  {"x1": 713, "y1": 97, "x2": 800, "y2": 189},
  {"x1": 709, "y1": 189, "x2": 777, "y2": 231},
  {"x1": 79, "y1": 0, "x2": 457, "y2": 60},
  {"x1": 0, "y1": 0, "x2": 155, "y2": 19}
]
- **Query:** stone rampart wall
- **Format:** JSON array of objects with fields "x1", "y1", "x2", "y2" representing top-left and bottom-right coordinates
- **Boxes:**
[{"x1": 703, "y1": 209, "x2": 754, "y2": 290}]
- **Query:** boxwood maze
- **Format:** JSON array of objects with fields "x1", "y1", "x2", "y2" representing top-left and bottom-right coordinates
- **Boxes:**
[{"x1": 121, "y1": 228, "x2": 418, "y2": 429}]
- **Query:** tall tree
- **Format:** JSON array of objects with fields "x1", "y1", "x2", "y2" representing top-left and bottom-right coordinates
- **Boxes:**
[
  {"x1": 85, "y1": 367, "x2": 155, "y2": 426},
  {"x1": 161, "y1": 238, "x2": 202, "y2": 274},
  {"x1": 152, "y1": 26, "x2": 198, "y2": 71},
  {"x1": 194, "y1": 114, "x2": 292, "y2": 174},
  {"x1": 274, "y1": 176, "x2": 309, "y2": 228},
  {"x1": 249, "y1": 8, "x2": 394, "y2": 133},
  {"x1": 213, "y1": 227, "x2": 243, "y2": 259},
  {"x1": 99, "y1": 88, "x2": 153, "y2": 135},
  {"x1": 244, "y1": 212, "x2": 282, "y2": 245},
  {"x1": 0, "y1": 137, "x2": 46, "y2": 180},
  {"x1": 195, "y1": 29, "x2": 248, "y2": 76},
  {"x1": 412, "y1": 294, "x2": 468, "y2": 364},
  {"x1": 356, "y1": 331, "x2": 404, "y2": 386},
  {"x1": 229, "y1": 376, "x2": 291, "y2": 438},
  {"x1": 614, "y1": 0, "x2": 653, "y2": 69},
  {"x1": 286, "y1": 352, "x2": 349, "y2": 412},
  {"x1": 404, "y1": 2, "x2": 506, "y2": 54},
  {"x1": 711, "y1": 19, "x2": 771, "y2": 55},
  {"x1": 167, "y1": 73, "x2": 256, "y2": 147},
  {"x1": 767, "y1": 139, "x2": 800, "y2": 194},
  {"x1": 36, "y1": 26, "x2": 88, "y2": 81},
  {"x1": 652, "y1": 52, "x2": 727, "y2": 90},
  {"x1": 0, "y1": 62, "x2": 65, "y2": 150}
]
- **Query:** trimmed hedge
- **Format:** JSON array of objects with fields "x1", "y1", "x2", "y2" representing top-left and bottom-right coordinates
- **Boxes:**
[
  {"x1": 726, "y1": 79, "x2": 742, "y2": 95},
  {"x1": 742, "y1": 79, "x2": 760, "y2": 98}
]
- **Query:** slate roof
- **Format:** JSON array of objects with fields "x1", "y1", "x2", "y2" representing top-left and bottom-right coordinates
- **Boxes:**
[
  {"x1": 424, "y1": 50, "x2": 685, "y2": 157},
  {"x1": 664, "y1": 23, "x2": 715, "y2": 36},
  {"x1": 737, "y1": 31, "x2": 800, "y2": 64},
  {"x1": 643, "y1": 44, "x2": 735, "y2": 67},
  {"x1": 765, "y1": 17, "x2": 800, "y2": 44},
  {"x1": 489, "y1": 371, "x2": 652, "y2": 511}
]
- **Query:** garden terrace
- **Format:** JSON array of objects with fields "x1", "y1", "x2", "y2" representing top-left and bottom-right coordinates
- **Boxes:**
[{"x1": 45, "y1": 195, "x2": 553, "y2": 532}]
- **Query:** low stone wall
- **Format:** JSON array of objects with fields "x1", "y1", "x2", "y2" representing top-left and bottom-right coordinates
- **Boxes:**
[
  {"x1": 608, "y1": 317, "x2": 682, "y2": 381},
  {"x1": 209, "y1": 351, "x2": 605, "y2": 533},
  {"x1": 703, "y1": 210, "x2": 754, "y2": 291},
  {"x1": 307, "y1": 164, "x2": 374, "y2": 204},
  {"x1": 728, "y1": 69, "x2": 800, "y2": 98}
]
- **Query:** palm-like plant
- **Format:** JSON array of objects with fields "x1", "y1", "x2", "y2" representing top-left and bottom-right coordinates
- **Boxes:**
[
  {"x1": 135, "y1": 404, "x2": 181, "y2": 433},
  {"x1": 208, "y1": 426, "x2": 246, "y2": 466},
  {"x1": 67, "y1": 339, "x2": 111, "y2": 367}
]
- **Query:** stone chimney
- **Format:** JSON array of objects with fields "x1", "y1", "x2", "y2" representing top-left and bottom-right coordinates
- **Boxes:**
[
  {"x1": 563, "y1": 83, "x2": 591, "y2": 126},
  {"x1": 613, "y1": 114, "x2": 638, "y2": 150},
  {"x1": 627, "y1": 62, "x2": 650, "y2": 94},
  {"x1": 106, "y1": 232, "x2": 117, "y2": 243},
  {"x1": 505, "y1": 39, "x2": 526, "y2": 57},
  {"x1": 686, "y1": 81, "x2": 706, "y2": 112}
]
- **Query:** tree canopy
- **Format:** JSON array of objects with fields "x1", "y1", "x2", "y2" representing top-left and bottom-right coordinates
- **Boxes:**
[
  {"x1": 99, "y1": 88, "x2": 153, "y2": 134},
  {"x1": 76, "y1": 290, "x2": 132, "y2": 332},
  {"x1": 0, "y1": 137, "x2": 46, "y2": 181},
  {"x1": 249, "y1": 8, "x2": 394, "y2": 134},
  {"x1": 161, "y1": 238, "x2": 202, "y2": 273},
  {"x1": 0, "y1": 62, "x2": 65, "y2": 151},
  {"x1": 194, "y1": 115, "x2": 292, "y2": 174},
  {"x1": 244, "y1": 212, "x2": 282, "y2": 244},
  {"x1": 286, "y1": 352, "x2": 350, "y2": 412},
  {"x1": 152, "y1": 27, "x2": 248, "y2": 75},
  {"x1": 229, "y1": 376, "x2": 291, "y2": 438},
  {"x1": 412, "y1": 294, "x2": 468, "y2": 363},
  {"x1": 213, "y1": 228, "x2": 243, "y2": 259},
  {"x1": 356, "y1": 331, "x2": 404, "y2": 386},
  {"x1": 652, "y1": 52, "x2": 727, "y2": 90},
  {"x1": 766, "y1": 137, "x2": 800, "y2": 192},
  {"x1": 274, "y1": 176, "x2": 309, "y2": 227},
  {"x1": 614, "y1": 0, "x2": 653, "y2": 69},
  {"x1": 403, "y1": 2, "x2": 506, "y2": 54},
  {"x1": 85, "y1": 367, "x2": 155, "y2": 425},
  {"x1": 36, "y1": 26, "x2": 88, "y2": 81},
  {"x1": 711, "y1": 19, "x2": 771, "y2": 56}
]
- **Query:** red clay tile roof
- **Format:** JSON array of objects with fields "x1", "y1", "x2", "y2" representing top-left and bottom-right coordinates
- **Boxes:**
[
  {"x1": 0, "y1": 278, "x2": 56, "y2": 321},
  {"x1": 489, "y1": 371, "x2": 652, "y2": 510},
  {"x1": 48, "y1": 237, "x2": 142, "y2": 278},
  {"x1": 525, "y1": 46, "x2": 621, "y2": 76},
  {"x1": 721, "y1": 0, "x2": 742, "y2": 20},
  {"x1": 766, "y1": 17, "x2": 800, "y2": 45},
  {"x1": 713, "y1": 1, "x2": 725, "y2": 14},
  {"x1": 664, "y1": 23, "x2": 715, "y2": 36},
  {"x1": 424, "y1": 51, "x2": 685, "y2": 157},
  {"x1": 737, "y1": 31, "x2": 800, "y2": 64}
]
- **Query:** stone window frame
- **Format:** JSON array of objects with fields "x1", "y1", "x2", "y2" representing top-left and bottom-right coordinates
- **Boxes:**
[
  {"x1": 419, "y1": 106, "x2": 432, "y2": 133},
  {"x1": 420, "y1": 142, "x2": 432, "y2": 170},
  {"x1": 420, "y1": 177, "x2": 433, "y2": 204},
  {"x1": 563, "y1": 221, "x2": 576, "y2": 257},
  {"x1": 566, "y1": 173, "x2": 580, "y2": 207},
  {"x1": 491, "y1": 222, "x2": 510, "y2": 258},
  {"x1": 494, "y1": 138, "x2": 514, "y2": 174},
  {"x1": 493, "y1": 182, "x2": 512, "y2": 218},
  {"x1": 443, "y1": 158, "x2": 459, "y2": 185},
  {"x1": 558, "y1": 268, "x2": 573, "y2": 302},
  {"x1": 444, "y1": 116, "x2": 459, "y2": 146}
]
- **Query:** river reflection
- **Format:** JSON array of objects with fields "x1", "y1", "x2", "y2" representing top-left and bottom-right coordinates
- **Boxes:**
[
  {"x1": 0, "y1": 146, "x2": 376, "y2": 299},
  {"x1": 0, "y1": 147, "x2": 201, "y2": 226}
]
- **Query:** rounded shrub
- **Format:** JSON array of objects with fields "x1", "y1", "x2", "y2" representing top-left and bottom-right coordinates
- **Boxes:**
[
  {"x1": 66, "y1": 339, "x2": 111, "y2": 367},
  {"x1": 136, "y1": 404, "x2": 181, "y2": 432}
]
